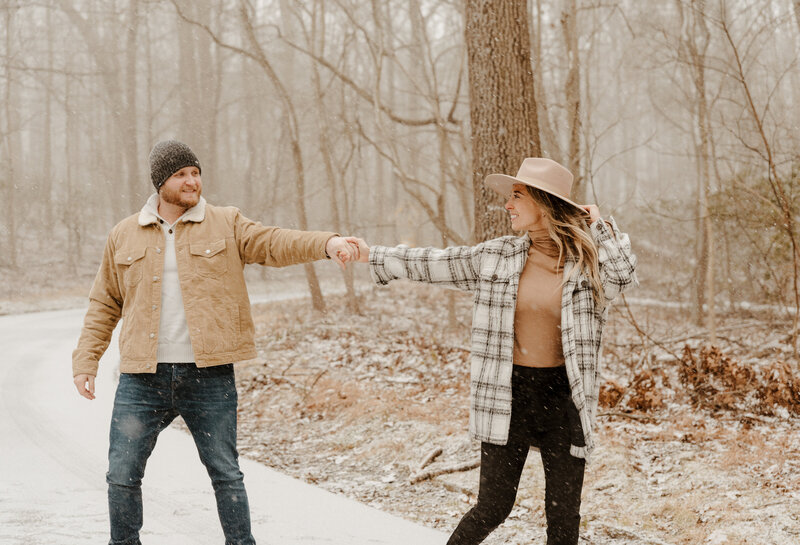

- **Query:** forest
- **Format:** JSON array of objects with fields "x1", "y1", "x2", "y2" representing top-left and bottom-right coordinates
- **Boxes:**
[{"x1": 0, "y1": 1, "x2": 799, "y2": 543}]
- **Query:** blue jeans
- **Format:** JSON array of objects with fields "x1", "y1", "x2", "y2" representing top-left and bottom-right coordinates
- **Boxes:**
[{"x1": 106, "y1": 363, "x2": 255, "y2": 545}]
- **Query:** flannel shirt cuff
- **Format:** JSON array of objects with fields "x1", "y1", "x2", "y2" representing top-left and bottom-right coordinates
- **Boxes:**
[
  {"x1": 589, "y1": 215, "x2": 618, "y2": 242},
  {"x1": 369, "y1": 245, "x2": 394, "y2": 285}
]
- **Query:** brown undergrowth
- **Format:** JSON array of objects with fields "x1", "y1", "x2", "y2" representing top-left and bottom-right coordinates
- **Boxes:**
[
  {"x1": 231, "y1": 283, "x2": 800, "y2": 544},
  {"x1": 599, "y1": 343, "x2": 800, "y2": 416}
]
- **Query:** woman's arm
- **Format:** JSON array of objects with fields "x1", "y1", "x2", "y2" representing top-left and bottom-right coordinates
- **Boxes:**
[
  {"x1": 588, "y1": 215, "x2": 638, "y2": 301},
  {"x1": 354, "y1": 238, "x2": 484, "y2": 292}
]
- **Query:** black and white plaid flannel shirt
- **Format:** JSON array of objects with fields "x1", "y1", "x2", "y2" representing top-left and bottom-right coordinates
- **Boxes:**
[{"x1": 369, "y1": 217, "x2": 637, "y2": 461}]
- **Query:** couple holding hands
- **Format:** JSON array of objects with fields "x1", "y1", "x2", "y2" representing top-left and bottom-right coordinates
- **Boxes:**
[{"x1": 73, "y1": 140, "x2": 637, "y2": 545}]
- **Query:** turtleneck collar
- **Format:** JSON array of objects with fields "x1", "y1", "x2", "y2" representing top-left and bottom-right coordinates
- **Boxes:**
[{"x1": 528, "y1": 228, "x2": 561, "y2": 259}]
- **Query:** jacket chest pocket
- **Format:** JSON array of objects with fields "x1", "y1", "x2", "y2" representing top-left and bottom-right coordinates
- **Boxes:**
[
  {"x1": 479, "y1": 256, "x2": 514, "y2": 283},
  {"x1": 115, "y1": 247, "x2": 146, "y2": 288},
  {"x1": 190, "y1": 239, "x2": 229, "y2": 278}
]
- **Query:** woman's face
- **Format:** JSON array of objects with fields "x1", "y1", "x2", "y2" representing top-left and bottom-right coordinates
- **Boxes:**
[{"x1": 505, "y1": 184, "x2": 547, "y2": 232}]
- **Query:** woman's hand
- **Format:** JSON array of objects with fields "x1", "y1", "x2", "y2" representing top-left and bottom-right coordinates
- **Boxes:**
[
  {"x1": 581, "y1": 204, "x2": 601, "y2": 224},
  {"x1": 350, "y1": 238, "x2": 370, "y2": 263}
]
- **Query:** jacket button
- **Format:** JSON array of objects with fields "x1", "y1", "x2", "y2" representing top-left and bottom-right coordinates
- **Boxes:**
[
  {"x1": 156, "y1": 248, "x2": 162, "y2": 254},
  {"x1": 149, "y1": 333, "x2": 155, "y2": 339},
  {"x1": 151, "y1": 305, "x2": 157, "y2": 310},
  {"x1": 153, "y1": 276, "x2": 159, "y2": 282},
  {"x1": 205, "y1": 249, "x2": 211, "y2": 254},
  {"x1": 127, "y1": 256, "x2": 132, "y2": 261},
  {"x1": 491, "y1": 274, "x2": 498, "y2": 281}
]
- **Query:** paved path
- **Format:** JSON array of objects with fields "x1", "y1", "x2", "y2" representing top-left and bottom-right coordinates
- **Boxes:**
[{"x1": 0, "y1": 307, "x2": 446, "y2": 544}]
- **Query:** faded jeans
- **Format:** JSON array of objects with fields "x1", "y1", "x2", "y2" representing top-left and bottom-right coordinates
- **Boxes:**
[{"x1": 106, "y1": 363, "x2": 255, "y2": 545}]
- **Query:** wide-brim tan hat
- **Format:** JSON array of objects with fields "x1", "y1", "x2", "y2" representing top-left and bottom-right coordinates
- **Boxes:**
[{"x1": 484, "y1": 157, "x2": 586, "y2": 214}]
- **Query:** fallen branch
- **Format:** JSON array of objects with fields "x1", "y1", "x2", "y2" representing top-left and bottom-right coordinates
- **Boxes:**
[
  {"x1": 657, "y1": 321, "x2": 765, "y2": 345},
  {"x1": 598, "y1": 411, "x2": 656, "y2": 422},
  {"x1": 718, "y1": 414, "x2": 771, "y2": 425},
  {"x1": 409, "y1": 458, "x2": 480, "y2": 484},
  {"x1": 417, "y1": 447, "x2": 443, "y2": 471},
  {"x1": 614, "y1": 297, "x2": 768, "y2": 356},
  {"x1": 440, "y1": 481, "x2": 475, "y2": 497},
  {"x1": 594, "y1": 522, "x2": 675, "y2": 545},
  {"x1": 301, "y1": 369, "x2": 328, "y2": 403}
]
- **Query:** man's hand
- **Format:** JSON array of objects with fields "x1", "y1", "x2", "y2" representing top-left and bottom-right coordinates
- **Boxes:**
[
  {"x1": 74, "y1": 374, "x2": 96, "y2": 400},
  {"x1": 581, "y1": 204, "x2": 601, "y2": 224},
  {"x1": 326, "y1": 236, "x2": 361, "y2": 270}
]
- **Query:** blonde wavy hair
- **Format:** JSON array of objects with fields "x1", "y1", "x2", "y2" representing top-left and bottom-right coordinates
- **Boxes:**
[{"x1": 525, "y1": 186, "x2": 605, "y2": 305}]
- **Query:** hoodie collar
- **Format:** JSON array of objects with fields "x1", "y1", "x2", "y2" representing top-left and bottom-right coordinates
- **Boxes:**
[{"x1": 138, "y1": 193, "x2": 207, "y2": 226}]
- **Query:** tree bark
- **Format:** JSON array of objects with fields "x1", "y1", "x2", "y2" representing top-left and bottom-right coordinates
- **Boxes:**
[{"x1": 466, "y1": 0, "x2": 541, "y2": 242}]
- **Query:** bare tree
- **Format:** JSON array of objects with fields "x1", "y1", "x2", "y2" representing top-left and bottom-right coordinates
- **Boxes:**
[
  {"x1": 172, "y1": 0, "x2": 329, "y2": 311},
  {"x1": 1, "y1": 1, "x2": 20, "y2": 269},
  {"x1": 307, "y1": 0, "x2": 360, "y2": 312},
  {"x1": 716, "y1": 2, "x2": 800, "y2": 348},
  {"x1": 561, "y1": 0, "x2": 583, "y2": 199},
  {"x1": 531, "y1": 0, "x2": 563, "y2": 164},
  {"x1": 175, "y1": 0, "x2": 221, "y2": 185},
  {"x1": 60, "y1": 0, "x2": 142, "y2": 212},
  {"x1": 794, "y1": 0, "x2": 800, "y2": 33},
  {"x1": 675, "y1": 0, "x2": 717, "y2": 340}
]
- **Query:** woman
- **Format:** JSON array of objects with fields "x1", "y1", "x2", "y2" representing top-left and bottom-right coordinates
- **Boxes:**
[{"x1": 352, "y1": 158, "x2": 637, "y2": 545}]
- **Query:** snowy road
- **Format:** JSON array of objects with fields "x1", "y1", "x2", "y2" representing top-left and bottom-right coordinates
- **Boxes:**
[{"x1": 0, "y1": 307, "x2": 446, "y2": 544}]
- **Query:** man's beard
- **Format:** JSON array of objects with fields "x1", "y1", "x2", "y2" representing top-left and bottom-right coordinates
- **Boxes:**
[{"x1": 160, "y1": 185, "x2": 201, "y2": 210}]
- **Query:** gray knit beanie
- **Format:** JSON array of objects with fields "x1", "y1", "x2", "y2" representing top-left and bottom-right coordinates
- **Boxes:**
[{"x1": 149, "y1": 140, "x2": 202, "y2": 191}]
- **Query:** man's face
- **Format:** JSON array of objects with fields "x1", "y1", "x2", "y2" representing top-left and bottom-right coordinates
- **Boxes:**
[{"x1": 159, "y1": 166, "x2": 202, "y2": 210}]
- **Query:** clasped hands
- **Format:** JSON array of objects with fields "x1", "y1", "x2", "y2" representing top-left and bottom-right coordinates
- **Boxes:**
[{"x1": 325, "y1": 236, "x2": 370, "y2": 270}]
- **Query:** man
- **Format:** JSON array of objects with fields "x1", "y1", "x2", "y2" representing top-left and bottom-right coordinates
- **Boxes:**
[{"x1": 72, "y1": 140, "x2": 358, "y2": 545}]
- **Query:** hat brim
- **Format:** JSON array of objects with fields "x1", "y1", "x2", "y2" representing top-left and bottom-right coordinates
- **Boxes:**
[{"x1": 484, "y1": 174, "x2": 588, "y2": 215}]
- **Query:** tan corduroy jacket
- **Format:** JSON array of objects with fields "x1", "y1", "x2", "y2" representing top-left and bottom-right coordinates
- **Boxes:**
[{"x1": 72, "y1": 195, "x2": 336, "y2": 376}]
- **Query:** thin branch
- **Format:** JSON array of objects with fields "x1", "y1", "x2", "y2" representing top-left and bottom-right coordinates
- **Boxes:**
[
  {"x1": 409, "y1": 458, "x2": 480, "y2": 484},
  {"x1": 269, "y1": 25, "x2": 461, "y2": 128}
]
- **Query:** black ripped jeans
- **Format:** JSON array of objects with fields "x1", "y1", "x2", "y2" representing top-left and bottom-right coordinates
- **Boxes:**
[{"x1": 447, "y1": 365, "x2": 586, "y2": 545}]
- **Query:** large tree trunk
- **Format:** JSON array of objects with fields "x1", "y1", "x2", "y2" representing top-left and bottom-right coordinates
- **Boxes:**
[{"x1": 466, "y1": 0, "x2": 541, "y2": 242}]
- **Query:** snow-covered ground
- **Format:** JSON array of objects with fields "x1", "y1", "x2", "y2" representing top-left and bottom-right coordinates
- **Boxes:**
[{"x1": 0, "y1": 307, "x2": 446, "y2": 544}]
